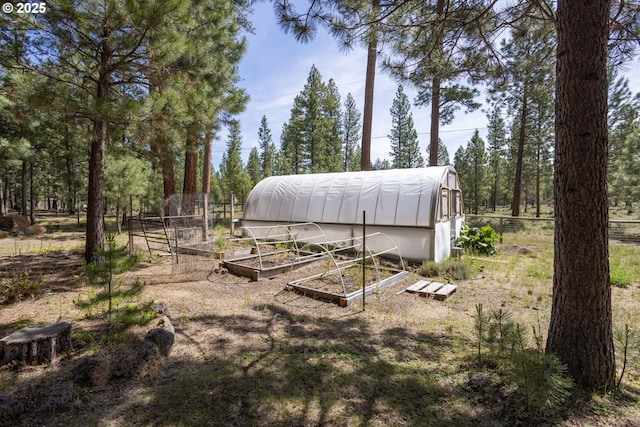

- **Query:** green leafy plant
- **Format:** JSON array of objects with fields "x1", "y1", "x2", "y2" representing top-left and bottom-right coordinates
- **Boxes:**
[{"x1": 457, "y1": 224, "x2": 501, "y2": 255}]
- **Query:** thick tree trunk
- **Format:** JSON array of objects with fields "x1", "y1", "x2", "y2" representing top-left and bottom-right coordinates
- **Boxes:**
[
  {"x1": 360, "y1": 0, "x2": 379, "y2": 172},
  {"x1": 429, "y1": 76, "x2": 441, "y2": 167},
  {"x1": 182, "y1": 127, "x2": 199, "y2": 217},
  {"x1": 85, "y1": 21, "x2": 112, "y2": 263},
  {"x1": 85, "y1": 117, "x2": 107, "y2": 263},
  {"x1": 546, "y1": 0, "x2": 615, "y2": 390},
  {"x1": 159, "y1": 144, "x2": 176, "y2": 201},
  {"x1": 202, "y1": 128, "x2": 213, "y2": 195},
  {"x1": 428, "y1": 0, "x2": 444, "y2": 168},
  {"x1": 511, "y1": 86, "x2": 527, "y2": 216}
]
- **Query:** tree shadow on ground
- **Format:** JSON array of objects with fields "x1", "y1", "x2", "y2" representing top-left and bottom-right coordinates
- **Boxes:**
[{"x1": 7, "y1": 301, "x2": 505, "y2": 427}]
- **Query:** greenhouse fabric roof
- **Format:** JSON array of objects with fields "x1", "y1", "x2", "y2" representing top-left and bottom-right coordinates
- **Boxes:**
[{"x1": 244, "y1": 167, "x2": 456, "y2": 228}]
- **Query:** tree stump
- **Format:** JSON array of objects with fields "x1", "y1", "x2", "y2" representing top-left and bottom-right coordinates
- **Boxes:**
[{"x1": 0, "y1": 322, "x2": 72, "y2": 366}]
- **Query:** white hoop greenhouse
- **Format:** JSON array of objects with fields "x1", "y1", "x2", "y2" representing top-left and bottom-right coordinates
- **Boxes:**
[{"x1": 242, "y1": 166, "x2": 464, "y2": 262}]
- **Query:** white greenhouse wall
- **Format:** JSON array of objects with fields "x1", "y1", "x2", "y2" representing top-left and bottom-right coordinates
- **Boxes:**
[{"x1": 242, "y1": 167, "x2": 464, "y2": 262}]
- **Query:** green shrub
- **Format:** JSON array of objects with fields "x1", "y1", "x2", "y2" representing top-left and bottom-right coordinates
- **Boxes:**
[{"x1": 457, "y1": 224, "x2": 501, "y2": 255}]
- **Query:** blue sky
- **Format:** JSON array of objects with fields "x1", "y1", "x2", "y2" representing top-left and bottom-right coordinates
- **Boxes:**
[{"x1": 214, "y1": 2, "x2": 640, "y2": 170}]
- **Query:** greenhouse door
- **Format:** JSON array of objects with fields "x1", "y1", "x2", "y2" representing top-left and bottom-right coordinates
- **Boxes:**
[
  {"x1": 451, "y1": 190, "x2": 462, "y2": 242},
  {"x1": 441, "y1": 188, "x2": 454, "y2": 247}
]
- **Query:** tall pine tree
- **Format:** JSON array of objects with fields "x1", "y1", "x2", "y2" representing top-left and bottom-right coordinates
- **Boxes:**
[
  {"x1": 220, "y1": 119, "x2": 252, "y2": 201},
  {"x1": 486, "y1": 107, "x2": 507, "y2": 211},
  {"x1": 281, "y1": 65, "x2": 343, "y2": 173},
  {"x1": 388, "y1": 86, "x2": 423, "y2": 168},
  {"x1": 258, "y1": 116, "x2": 277, "y2": 178},
  {"x1": 247, "y1": 147, "x2": 261, "y2": 186},
  {"x1": 342, "y1": 93, "x2": 361, "y2": 171}
]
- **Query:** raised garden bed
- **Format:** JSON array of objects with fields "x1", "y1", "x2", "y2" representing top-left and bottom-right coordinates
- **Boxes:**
[
  {"x1": 287, "y1": 264, "x2": 408, "y2": 307},
  {"x1": 221, "y1": 250, "x2": 328, "y2": 281}
]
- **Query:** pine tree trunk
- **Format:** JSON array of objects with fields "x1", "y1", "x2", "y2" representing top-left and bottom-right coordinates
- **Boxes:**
[
  {"x1": 21, "y1": 161, "x2": 27, "y2": 216},
  {"x1": 491, "y1": 169, "x2": 498, "y2": 211},
  {"x1": 29, "y1": 162, "x2": 35, "y2": 225},
  {"x1": 536, "y1": 138, "x2": 541, "y2": 218},
  {"x1": 159, "y1": 144, "x2": 176, "y2": 202},
  {"x1": 85, "y1": 117, "x2": 107, "y2": 263},
  {"x1": 511, "y1": 86, "x2": 527, "y2": 216},
  {"x1": 202, "y1": 128, "x2": 213, "y2": 195},
  {"x1": 65, "y1": 131, "x2": 75, "y2": 215},
  {"x1": 0, "y1": 175, "x2": 5, "y2": 216},
  {"x1": 115, "y1": 198, "x2": 122, "y2": 234},
  {"x1": 85, "y1": 20, "x2": 113, "y2": 264},
  {"x1": 182, "y1": 128, "x2": 199, "y2": 217},
  {"x1": 360, "y1": 0, "x2": 379, "y2": 172},
  {"x1": 429, "y1": 76, "x2": 441, "y2": 167},
  {"x1": 428, "y1": 0, "x2": 444, "y2": 168},
  {"x1": 546, "y1": 0, "x2": 615, "y2": 390}
]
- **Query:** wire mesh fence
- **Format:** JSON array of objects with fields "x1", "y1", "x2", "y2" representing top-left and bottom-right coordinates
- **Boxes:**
[
  {"x1": 127, "y1": 194, "x2": 244, "y2": 275},
  {"x1": 465, "y1": 215, "x2": 640, "y2": 246}
]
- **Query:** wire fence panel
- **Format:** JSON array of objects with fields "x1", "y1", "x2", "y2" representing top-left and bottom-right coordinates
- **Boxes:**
[
  {"x1": 127, "y1": 193, "x2": 246, "y2": 275},
  {"x1": 465, "y1": 215, "x2": 640, "y2": 246}
]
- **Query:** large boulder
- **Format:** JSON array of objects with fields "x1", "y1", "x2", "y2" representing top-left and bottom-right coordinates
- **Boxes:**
[
  {"x1": 0, "y1": 231, "x2": 7, "y2": 239},
  {"x1": 0, "y1": 214, "x2": 29, "y2": 230}
]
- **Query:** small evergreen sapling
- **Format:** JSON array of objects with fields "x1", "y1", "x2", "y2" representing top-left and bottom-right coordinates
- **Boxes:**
[{"x1": 84, "y1": 231, "x2": 138, "y2": 322}]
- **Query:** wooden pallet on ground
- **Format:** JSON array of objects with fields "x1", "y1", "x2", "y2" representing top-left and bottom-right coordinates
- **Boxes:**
[
  {"x1": 432, "y1": 284, "x2": 457, "y2": 300},
  {"x1": 403, "y1": 280, "x2": 457, "y2": 300}
]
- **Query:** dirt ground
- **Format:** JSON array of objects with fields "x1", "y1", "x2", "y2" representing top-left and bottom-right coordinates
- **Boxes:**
[{"x1": 1, "y1": 215, "x2": 639, "y2": 426}]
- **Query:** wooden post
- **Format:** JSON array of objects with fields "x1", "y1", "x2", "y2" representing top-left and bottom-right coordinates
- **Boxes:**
[
  {"x1": 202, "y1": 193, "x2": 209, "y2": 242},
  {"x1": 362, "y1": 210, "x2": 366, "y2": 311},
  {"x1": 230, "y1": 194, "x2": 235, "y2": 237}
]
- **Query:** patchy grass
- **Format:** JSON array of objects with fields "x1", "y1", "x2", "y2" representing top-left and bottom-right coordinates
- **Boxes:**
[
  {"x1": 610, "y1": 244, "x2": 640, "y2": 289},
  {"x1": 419, "y1": 259, "x2": 474, "y2": 281}
]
